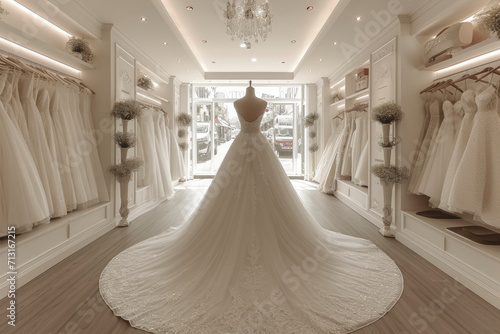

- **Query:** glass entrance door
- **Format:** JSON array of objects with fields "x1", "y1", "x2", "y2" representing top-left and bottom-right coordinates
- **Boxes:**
[
  {"x1": 265, "y1": 103, "x2": 303, "y2": 175},
  {"x1": 193, "y1": 102, "x2": 216, "y2": 175}
]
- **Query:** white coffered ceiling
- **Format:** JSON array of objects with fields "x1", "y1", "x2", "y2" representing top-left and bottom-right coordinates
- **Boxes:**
[{"x1": 71, "y1": 0, "x2": 442, "y2": 83}]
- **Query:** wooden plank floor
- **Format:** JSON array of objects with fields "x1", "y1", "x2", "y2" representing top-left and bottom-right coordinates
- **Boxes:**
[{"x1": 1, "y1": 179, "x2": 499, "y2": 334}]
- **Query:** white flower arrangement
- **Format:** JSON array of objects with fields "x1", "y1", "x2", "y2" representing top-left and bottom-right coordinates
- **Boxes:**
[
  {"x1": 371, "y1": 165, "x2": 409, "y2": 184},
  {"x1": 305, "y1": 112, "x2": 319, "y2": 127},
  {"x1": 65, "y1": 37, "x2": 94, "y2": 63},
  {"x1": 137, "y1": 75, "x2": 154, "y2": 91},
  {"x1": 0, "y1": 1, "x2": 9, "y2": 16},
  {"x1": 474, "y1": 4, "x2": 500, "y2": 39},
  {"x1": 372, "y1": 102, "x2": 403, "y2": 124},
  {"x1": 114, "y1": 132, "x2": 137, "y2": 148},
  {"x1": 108, "y1": 158, "x2": 143, "y2": 181},
  {"x1": 176, "y1": 113, "x2": 193, "y2": 127},
  {"x1": 111, "y1": 99, "x2": 143, "y2": 120},
  {"x1": 178, "y1": 129, "x2": 187, "y2": 138},
  {"x1": 308, "y1": 143, "x2": 319, "y2": 152}
]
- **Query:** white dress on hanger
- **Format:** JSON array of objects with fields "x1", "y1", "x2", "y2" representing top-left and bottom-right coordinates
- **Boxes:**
[
  {"x1": 153, "y1": 111, "x2": 175, "y2": 200},
  {"x1": 419, "y1": 99, "x2": 463, "y2": 206},
  {"x1": 19, "y1": 74, "x2": 67, "y2": 218},
  {"x1": 448, "y1": 85, "x2": 500, "y2": 228},
  {"x1": 48, "y1": 83, "x2": 77, "y2": 212},
  {"x1": 313, "y1": 117, "x2": 344, "y2": 193},
  {"x1": 2, "y1": 71, "x2": 30, "y2": 144},
  {"x1": 408, "y1": 95, "x2": 442, "y2": 193},
  {"x1": 351, "y1": 115, "x2": 368, "y2": 183},
  {"x1": 137, "y1": 109, "x2": 161, "y2": 199},
  {"x1": 100, "y1": 112, "x2": 403, "y2": 334},
  {"x1": 340, "y1": 112, "x2": 356, "y2": 178},
  {"x1": 166, "y1": 124, "x2": 186, "y2": 181},
  {"x1": 439, "y1": 89, "x2": 477, "y2": 212},
  {"x1": 0, "y1": 73, "x2": 49, "y2": 234}
]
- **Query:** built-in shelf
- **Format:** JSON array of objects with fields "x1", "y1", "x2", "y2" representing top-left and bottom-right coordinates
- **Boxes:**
[
  {"x1": 421, "y1": 37, "x2": 500, "y2": 72},
  {"x1": 398, "y1": 210, "x2": 500, "y2": 309},
  {"x1": 330, "y1": 99, "x2": 345, "y2": 108},
  {"x1": 136, "y1": 86, "x2": 169, "y2": 104},
  {"x1": 346, "y1": 88, "x2": 370, "y2": 100},
  {"x1": 0, "y1": 20, "x2": 95, "y2": 72}
]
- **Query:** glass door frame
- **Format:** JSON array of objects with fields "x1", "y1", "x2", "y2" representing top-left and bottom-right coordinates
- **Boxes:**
[{"x1": 190, "y1": 84, "x2": 305, "y2": 178}]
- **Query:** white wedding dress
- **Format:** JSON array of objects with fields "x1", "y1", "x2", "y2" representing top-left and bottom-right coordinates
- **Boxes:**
[{"x1": 100, "y1": 113, "x2": 403, "y2": 334}]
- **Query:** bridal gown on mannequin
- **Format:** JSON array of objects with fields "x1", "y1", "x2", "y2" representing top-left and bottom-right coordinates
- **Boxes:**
[{"x1": 100, "y1": 91, "x2": 403, "y2": 334}]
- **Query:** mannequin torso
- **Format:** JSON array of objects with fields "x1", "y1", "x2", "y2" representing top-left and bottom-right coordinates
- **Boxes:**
[{"x1": 234, "y1": 86, "x2": 267, "y2": 122}]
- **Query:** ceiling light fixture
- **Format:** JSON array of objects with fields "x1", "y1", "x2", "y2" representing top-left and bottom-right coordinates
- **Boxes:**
[
  {"x1": 163, "y1": 42, "x2": 168, "y2": 45},
  {"x1": 140, "y1": 17, "x2": 147, "y2": 22},
  {"x1": 240, "y1": 42, "x2": 246, "y2": 48},
  {"x1": 202, "y1": 40, "x2": 207, "y2": 43},
  {"x1": 356, "y1": 16, "x2": 361, "y2": 21},
  {"x1": 186, "y1": 6, "x2": 194, "y2": 11},
  {"x1": 223, "y1": 0, "x2": 272, "y2": 43},
  {"x1": 251, "y1": 58, "x2": 257, "y2": 62},
  {"x1": 291, "y1": 40, "x2": 296, "y2": 43},
  {"x1": 333, "y1": 42, "x2": 337, "y2": 45},
  {"x1": 306, "y1": 6, "x2": 313, "y2": 11}
]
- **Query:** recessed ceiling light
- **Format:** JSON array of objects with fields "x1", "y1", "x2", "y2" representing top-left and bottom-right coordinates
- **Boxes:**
[
  {"x1": 240, "y1": 43, "x2": 246, "y2": 48},
  {"x1": 356, "y1": 16, "x2": 361, "y2": 21},
  {"x1": 163, "y1": 42, "x2": 168, "y2": 45},
  {"x1": 291, "y1": 40, "x2": 296, "y2": 43},
  {"x1": 140, "y1": 17, "x2": 147, "y2": 22},
  {"x1": 319, "y1": 59, "x2": 323, "y2": 62},
  {"x1": 186, "y1": 6, "x2": 193, "y2": 11},
  {"x1": 202, "y1": 40, "x2": 207, "y2": 43},
  {"x1": 306, "y1": 6, "x2": 313, "y2": 11},
  {"x1": 251, "y1": 58, "x2": 257, "y2": 62},
  {"x1": 333, "y1": 42, "x2": 337, "y2": 45},
  {"x1": 177, "y1": 59, "x2": 181, "y2": 62}
]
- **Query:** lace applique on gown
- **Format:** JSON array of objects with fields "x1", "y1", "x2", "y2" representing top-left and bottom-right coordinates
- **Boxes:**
[{"x1": 100, "y1": 113, "x2": 404, "y2": 333}]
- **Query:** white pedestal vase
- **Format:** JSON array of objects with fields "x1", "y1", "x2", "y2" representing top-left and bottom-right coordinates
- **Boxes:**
[
  {"x1": 117, "y1": 120, "x2": 131, "y2": 227},
  {"x1": 380, "y1": 123, "x2": 395, "y2": 238},
  {"x1": 380, "y1": 179, "x2": 395, "y2": 238},
  {"x1": 117, "y1": 176, "x2": 131, "y2": 227}
]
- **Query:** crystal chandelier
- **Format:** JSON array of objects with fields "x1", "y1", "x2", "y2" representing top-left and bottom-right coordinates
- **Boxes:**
[{"x1": 223, "y1": 0, "x2": 272, "y2": 43}]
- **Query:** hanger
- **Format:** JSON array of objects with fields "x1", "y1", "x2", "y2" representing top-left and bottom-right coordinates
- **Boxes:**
[
  {"x1": 333, "y1": 110, "x2": 344, "y2": 120},
  {"x1": 420, "y1": 80, "x2": 445, "y2": 94},
  {"x1": 475, "y1": 65, "x2": 500, "y2": 83}
]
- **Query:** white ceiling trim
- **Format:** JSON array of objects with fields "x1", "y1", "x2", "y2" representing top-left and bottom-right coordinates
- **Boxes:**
[{"x1": 204, "y1": 72, "x2": 294, "y2": 81}]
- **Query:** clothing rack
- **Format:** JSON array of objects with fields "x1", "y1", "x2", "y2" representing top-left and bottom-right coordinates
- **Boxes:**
[
  {"x1": 138, "y1": 101, "x2": 166, "y2": 114},
  {"x1": 333, "y1": 103, "x2": 368, "y2": 120},
  {"x1": 0, "y1": 51, "x2": 95, "y2": 94}
]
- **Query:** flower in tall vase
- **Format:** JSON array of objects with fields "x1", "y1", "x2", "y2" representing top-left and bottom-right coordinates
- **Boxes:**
[
  {"x1": 371, "y1": 101, "x2": 406, "y2": 237},
  {"x1": 109, "y1": 99, "x2": 143, "y2": 227}
]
